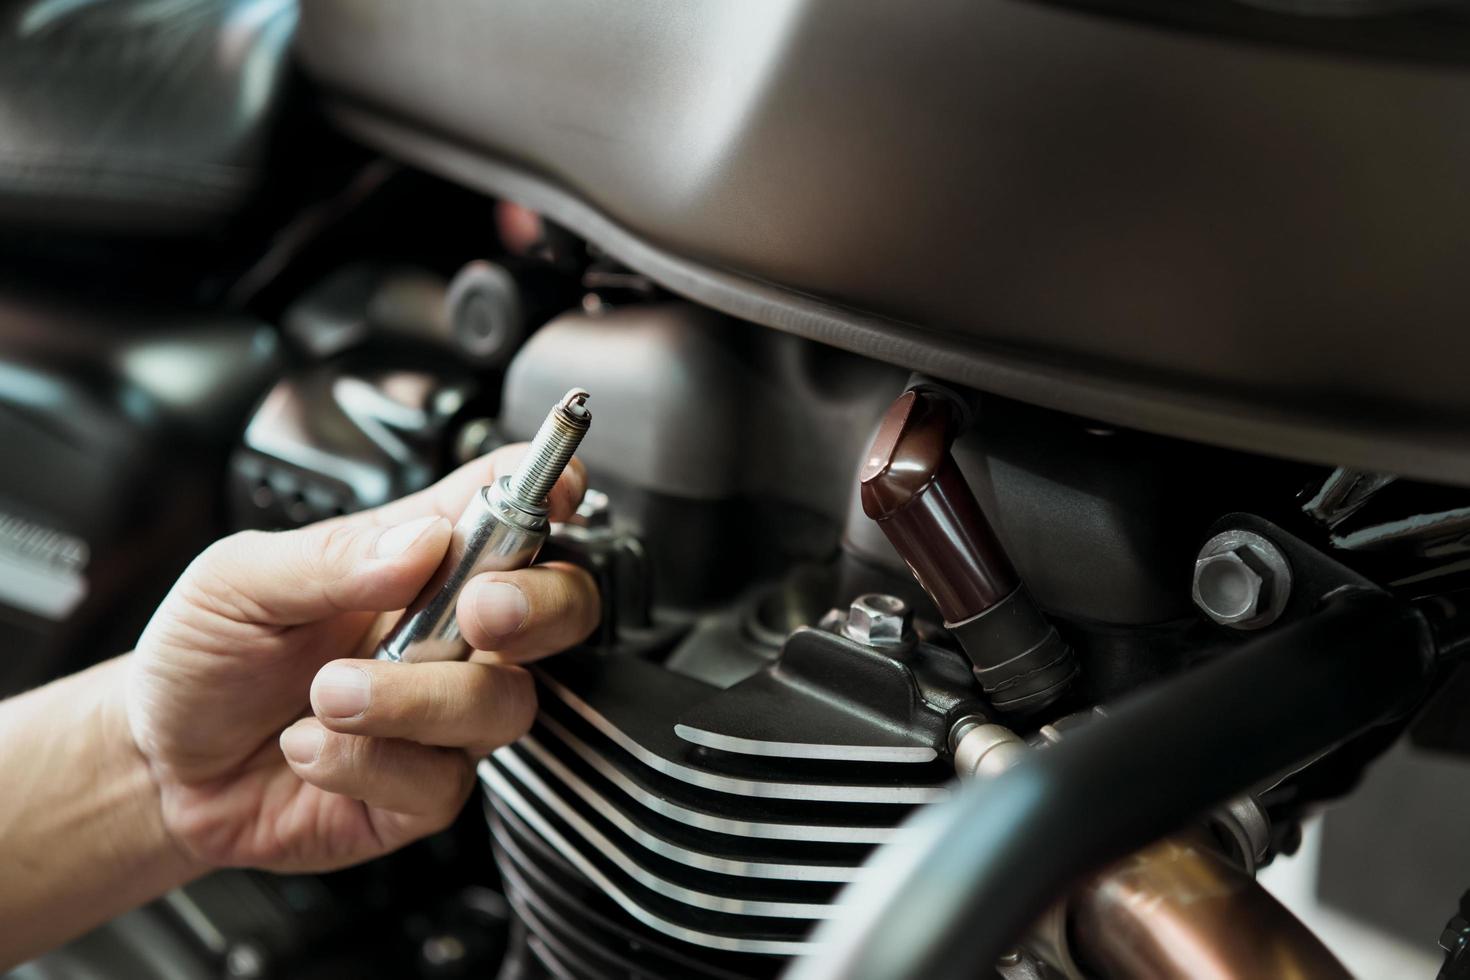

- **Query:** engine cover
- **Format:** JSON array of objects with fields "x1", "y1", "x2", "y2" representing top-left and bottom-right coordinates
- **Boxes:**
[{"x1": 480, "y1": 625, "x2": 977, "y2": 978}]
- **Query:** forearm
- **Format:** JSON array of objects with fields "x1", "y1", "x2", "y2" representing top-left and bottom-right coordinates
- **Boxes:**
[{"x1": 0, "y1": 655, "x2": 202, "y2": 968}]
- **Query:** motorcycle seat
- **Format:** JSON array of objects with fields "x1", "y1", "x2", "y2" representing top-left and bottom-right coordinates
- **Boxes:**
[{"x1": 0, "y1": 0, "x2": 297, "y2": 237}]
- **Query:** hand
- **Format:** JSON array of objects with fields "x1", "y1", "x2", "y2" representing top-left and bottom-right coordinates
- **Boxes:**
[{"x1": 123, "y1": 446, "x2": 600, "y2": 873}]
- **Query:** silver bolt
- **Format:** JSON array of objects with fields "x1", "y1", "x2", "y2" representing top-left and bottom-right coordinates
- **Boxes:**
[
  {"x1": 574, "y1": 487, "x2": 612, "y2": 529},
  {"x1": 1192, "y1": 529, "x2": 1293, "y2": 630},
  {"x1": 842, "y1": 593, "x2": 912, "y2": 646},
  {"x1": 225, "y1": 942, "x2": 267, "y2": 979},
  {"x1": 557, "y1": 487, "x2": 614, "y2": 542},
  {"x1": 507, "y1": 389, "x2": 591, "y2": 508}
]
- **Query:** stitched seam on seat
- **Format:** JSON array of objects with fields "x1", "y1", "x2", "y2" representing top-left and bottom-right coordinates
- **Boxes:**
[
  {"x1": 0, "y1": 155, "x2": 248, "y2": 193},
  {"x1": 0, "y1": 157, "x2": 248, "y2": 210}
]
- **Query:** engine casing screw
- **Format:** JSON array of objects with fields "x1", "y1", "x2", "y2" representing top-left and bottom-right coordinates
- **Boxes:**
[
  {"x1": 843, "y1": 593, "x2": 912, "y2": 646},
  {"x1": 1192, "y1": 529, "x2": 1293, "y2": 630}
]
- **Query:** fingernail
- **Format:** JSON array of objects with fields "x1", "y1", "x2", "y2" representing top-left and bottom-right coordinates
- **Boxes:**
[
  {"x1": 280, "y1": 723, "x2": 324, "y2": 764},
  {"x1": 313, "y1": 663, "x2": 371, "y2": 719},
  {"x1": 470, "y1": 580, "x2": 530, "y2": 644},
  {"x1": 375, "y1": 515, "x2": 443, "y2": 558}
]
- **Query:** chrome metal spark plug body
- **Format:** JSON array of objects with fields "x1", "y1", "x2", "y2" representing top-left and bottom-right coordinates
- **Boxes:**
[{"x1": 375, "y1": 389, "x2": 591, "y2": 664}]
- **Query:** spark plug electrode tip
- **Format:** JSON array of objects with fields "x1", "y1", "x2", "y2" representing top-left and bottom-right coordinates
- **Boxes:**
[{"x1": 559, "y1": 388, "x2": 591, "y2": 418}]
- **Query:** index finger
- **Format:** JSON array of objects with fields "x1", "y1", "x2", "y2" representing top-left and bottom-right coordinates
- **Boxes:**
[{"x1": 368, "y1": 444, "x2": 588, "y2": 528}]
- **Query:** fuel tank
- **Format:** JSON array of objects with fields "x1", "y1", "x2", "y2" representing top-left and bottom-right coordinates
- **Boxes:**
[{"x1": 299, "y1": 0, "x2": 1470, "y2": 483}]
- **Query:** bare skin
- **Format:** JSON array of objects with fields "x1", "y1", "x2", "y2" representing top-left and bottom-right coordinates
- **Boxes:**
[{"x1": 0, "y1": 445, "x2": 600, "y2": 968}]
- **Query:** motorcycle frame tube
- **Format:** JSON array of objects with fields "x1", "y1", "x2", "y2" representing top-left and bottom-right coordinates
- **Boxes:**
[{"x1": 788, "y1": 589, "x2": 1434, "y2": 980}]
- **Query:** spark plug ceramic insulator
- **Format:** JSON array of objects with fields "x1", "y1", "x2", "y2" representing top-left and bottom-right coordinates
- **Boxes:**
[
  {"x1": 375, "y1": 388, "x2": 591, "y2": 664},
  {"x1": 859, "y1": 388, "x2": 1075, "y2": 713}
]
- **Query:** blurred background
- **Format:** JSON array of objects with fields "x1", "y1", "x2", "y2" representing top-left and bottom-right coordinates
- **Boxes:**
[{"x1": 5, "y1": 0, "x2": 1470, "y2": 977}]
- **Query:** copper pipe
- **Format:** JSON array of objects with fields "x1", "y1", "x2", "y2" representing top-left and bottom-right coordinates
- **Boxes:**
[{"x1": 1071, "y1": 835, "x2": 1351, "y2": 980}]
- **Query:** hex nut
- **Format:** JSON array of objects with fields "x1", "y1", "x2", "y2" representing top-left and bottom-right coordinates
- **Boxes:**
[
  {"x1": 843, "y1": 593, "x2": 912, "y2": 646},
  {"x1": 1194, "y1": 552, "x2": 1265, "y2": 623},
  {"x1": 1192, "y1": 530, "x2": 1293, "y2": 630},
  {"x1": 574, "y1": 488, "x2": 612, "y2": 529}
]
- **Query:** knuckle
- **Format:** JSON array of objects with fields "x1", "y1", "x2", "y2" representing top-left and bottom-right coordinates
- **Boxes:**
[
  {"x1": 422, "y1": 666, "x2": 462, "y2": 731},
  {"x1": 471, "y1": 666, "x2": 511, "y2": 724},
  {"x1": 373, "y1": 665, "x2": 438, "y2": 735},
  {"x1": 315, "y1": 523, "x2": 362, "y2": 575},
  {"x1": 346, "y1": 734, "x2": 392, "y2": 780},
  {"x1": 467, "y1": 667, "x2": 535, "y2": 752},
  {"x1": 302, "y1": 523, "x2": 364, "y2": 612},
  {"x1": 560, "y1": 565, "x2": 601, "y2": 637},
  {"x1": 200, "y1": 530, "x2": 252, "y2": 568},
  {"x1": 362, "y1": 664, "x2": 407, "y2": 725},
  {"x1": 184, "y1": 531, "x2": 274, "y2": 624},
  {"x1": 535, "y1": 563, "x2": 597, "y2": 614},
  {"x1": 560, "y1": 561, "x2": 598, "y2": 599},
  {"x1": 189, "y1": 530, "x2": 257, "y2": 586},
  {"x1": 496, "y1": 667, "x2": 537, "y2": 730}
]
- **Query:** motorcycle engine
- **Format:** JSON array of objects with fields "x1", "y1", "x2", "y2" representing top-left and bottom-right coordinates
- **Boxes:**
[
  {"x1": 433, "y1": 291, "x2": 1265, "y2": 978},
  {"x1": 478, "y1": 302, "x2": 949, "y2": 977},
  {"x1": 219, "y1": 239, "x2": 1437, "y2": 980}
]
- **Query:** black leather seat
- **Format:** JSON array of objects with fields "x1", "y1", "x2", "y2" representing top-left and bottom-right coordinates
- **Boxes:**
[{"x1": 0, "y1": 0, "x2": 297, "y2": 236}]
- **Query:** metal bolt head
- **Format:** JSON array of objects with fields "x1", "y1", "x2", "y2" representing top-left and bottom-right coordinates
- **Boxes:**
[
  {"x1": 225, "y1": 943, "x2": 268, "y2": 979},
  {"x1": 843, "y1": 593, "x2": 912, "y2": 646},
  {"x1": 1194, "y1": 551, "x2": 1265, "y2": 623},
  {"x1": 557, "y1": 487, "x2": 613, "y2": 543},
  {"x1": 1192, "y1": 529, "x2": 1293, "y2": 630},
  {"x1": 574, "y1": 488, "x2": 611, "y2": 529}
]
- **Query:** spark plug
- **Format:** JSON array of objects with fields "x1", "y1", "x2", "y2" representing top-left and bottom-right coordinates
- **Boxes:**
[{"x1": 375, "y1": 388, "x2": 591, "y2": 664}]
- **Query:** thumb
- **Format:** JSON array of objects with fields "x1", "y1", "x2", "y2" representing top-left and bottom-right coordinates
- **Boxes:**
[{"x1": 196, "y1": 514, "x2": 452, "y2": 626}]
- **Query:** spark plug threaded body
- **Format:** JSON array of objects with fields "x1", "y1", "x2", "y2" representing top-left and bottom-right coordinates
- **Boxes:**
[{"x1": 507, "y1": 388, "x2": 591, "y2": 507}]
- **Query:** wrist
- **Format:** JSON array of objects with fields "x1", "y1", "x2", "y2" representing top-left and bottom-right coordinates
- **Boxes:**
[
  {"x1": 95, "y1": 654, "x2": 208, "y2": 888},
  {"x1": 0, "y1": 655, "x2": 205, "y2": 967}
]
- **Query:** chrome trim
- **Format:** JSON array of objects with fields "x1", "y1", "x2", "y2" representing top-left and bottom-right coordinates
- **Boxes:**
[
  {"x1": 508, "y1": 739, "x2": 866, "y2": 883},
  {"x1": 538, "y1": 671, "x2": 948, "y2": 805},
  {"x1": 487, "y1": 755, "x2": 836, "y2": 920},
  {"x1": 480, "y1": 760, "x2": 815, "y2": 957},
  {"x1": 536, "y1": 716, "x2": 902, "y2": 845},
  {"x1": 674, "y1": 723, "x2": 937, "y2": 764}
]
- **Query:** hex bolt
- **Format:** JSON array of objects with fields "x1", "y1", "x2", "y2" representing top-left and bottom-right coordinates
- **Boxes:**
[
  {"x1": 575, "y1": 488, "x2": 612, "y2": 529},
  {"x1": 1192, "y1": 529, "x2": 1293, "y2": 630},
  {"x1": 225, "y1": 942, "x2": 268, "y2": 979},
  {"x1": 843, "y1": 593, "x2": 913, "y2": 646}
]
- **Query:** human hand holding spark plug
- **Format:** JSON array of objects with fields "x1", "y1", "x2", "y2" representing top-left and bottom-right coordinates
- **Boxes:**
[{"x1": 124, "y1": 392, "x2": 598, "y2": 872}]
